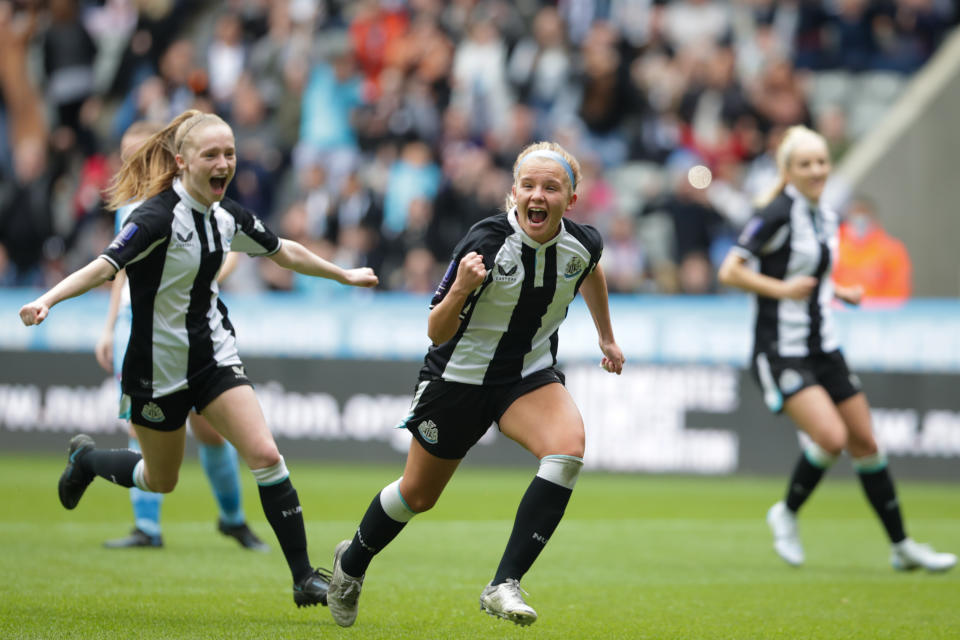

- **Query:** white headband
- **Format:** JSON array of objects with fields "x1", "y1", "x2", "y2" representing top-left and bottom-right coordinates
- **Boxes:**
[{"x1": 515, "y1": 150, "x2": 576, "y2": 187}]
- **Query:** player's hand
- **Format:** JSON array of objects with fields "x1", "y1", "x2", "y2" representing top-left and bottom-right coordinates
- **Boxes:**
[
  {"x1": 781, "y1": 276, "x2": 817, "y2": 300},
  {"x1": 19, "y1": 300, "x2": 49, "y2": 326},
  {"x1": 95, "y1": 333, "x2": 113, "y2": 373},
  {"x1": 835, "y1": 284, "x2": 863, "y2": 306},
  {"x1": 599, "y1": 341, "x2": 625, "y2": 375},
  {"x1": 342, "y1": 267, "x2": 379, "y2": 288},
  {"x1": 453, "y1": 252, "x2": 486, "y2": 292}
]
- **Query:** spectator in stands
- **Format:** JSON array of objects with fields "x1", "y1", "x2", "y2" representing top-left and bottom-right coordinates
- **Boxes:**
[{"x1": 834, "y1": 196, "x2": 912, "y2": 301}]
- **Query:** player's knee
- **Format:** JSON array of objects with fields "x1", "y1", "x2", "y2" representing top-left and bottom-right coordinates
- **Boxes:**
[
  {"x1": 242, "y1": 442, "x2": 281, "y2": 470},
  {"x1": 847, "y1": 434, "x2": 879, "y2": 458},
  {"x1": 818, "y1": 432, "x2": 846, "y2": 456},
  {"x1": 551, "y1": 429, "x2": 585, "y2": 458},
  {"x1": 148, "y1": 473, "x2": 179, "y2": 493},
  {"x1": 396, "y1": 484, "x2": 441, "y2": 514}
]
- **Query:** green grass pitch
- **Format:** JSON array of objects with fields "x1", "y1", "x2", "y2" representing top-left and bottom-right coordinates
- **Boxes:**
[{"x1": 0, "y1": 454, "x2": 957, "y2": 639}]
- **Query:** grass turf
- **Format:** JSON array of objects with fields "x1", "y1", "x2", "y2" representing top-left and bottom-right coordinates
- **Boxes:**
[{"x1": 0, "y1": 454, "x2": 957, "y2": 639}]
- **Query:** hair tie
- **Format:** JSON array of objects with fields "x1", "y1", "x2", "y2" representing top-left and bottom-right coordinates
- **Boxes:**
[{"x1": 515, "y1": 150, "x2": 576, "y2": 188}]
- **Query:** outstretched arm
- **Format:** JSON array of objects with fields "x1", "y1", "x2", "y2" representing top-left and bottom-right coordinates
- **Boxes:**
[
  {"x1": 579, "y1": 264, "x2": 624, "y2": 374},
  {"x1": 94, "y1": 269, "x2": 127, "y2": 372},
  {"x1": 267, "y1": 239, "x2": 378, "y2": 287},
  {"x1": 20, "y1": 258, "x2": 117, "y2": 326}
]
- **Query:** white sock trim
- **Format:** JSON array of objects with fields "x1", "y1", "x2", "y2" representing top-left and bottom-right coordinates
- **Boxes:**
[
  {"x1": 536, "y1": 454, "x2": 584, "y2": 490},
  {"x1": 852, "y1": 451, "x2": 888, "y2": 472},
  {"x1": 132, "y1": 459, "x2": 150, "y2": 492},
  {"x1": 803, "y1": 442, "x2": 839, "y2": 469},
  {"x1": 252, "y1": 456, "x2": 289, "y2": 486},
  {"x1": 379, "y1": 478, "x2": 417, "y2": 522}
]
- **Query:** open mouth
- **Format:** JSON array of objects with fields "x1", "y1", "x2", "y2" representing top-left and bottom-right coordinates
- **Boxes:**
[
  {"x1": 527, "y1": 207, "x2": 548, "y2": 224},
  {"x1": 210, "y1": 176, "x2": 227, "y2": 194}
]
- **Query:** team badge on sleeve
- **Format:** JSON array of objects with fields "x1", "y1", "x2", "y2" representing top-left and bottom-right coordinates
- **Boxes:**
[
  {"x1": 738, "y1": 217, "x2": 763, "y2": 245},
  {"x1": 109, "y1": 222, "x2": 139, "y2": 251}
]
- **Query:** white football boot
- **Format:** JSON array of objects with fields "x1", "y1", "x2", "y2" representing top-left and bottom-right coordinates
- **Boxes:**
[
  {"x1": 890, "y1": 538, "x2": 957, "y2": 573},
  {"x1": 480, "y1": 579, "x2": 538, "y2": 626},
  {"x1": 327, "y1": 540, "x2": 365, "y2": 627},
  {"x1": 767, "y1": 501, "x2": 804, "y2": 567}
]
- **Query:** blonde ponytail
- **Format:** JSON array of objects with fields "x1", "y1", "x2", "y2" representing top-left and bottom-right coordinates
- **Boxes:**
[
  {"x1": 105, "y1": 110, "x2": 227, "y2": 210},
  {"x1": 754, "y1": 125, "x2": 828, "y2": 208}
]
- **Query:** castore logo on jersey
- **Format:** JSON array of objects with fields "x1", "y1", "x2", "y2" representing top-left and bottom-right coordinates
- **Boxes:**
[
  {"x1": 494, "y1": 263, "x2": 519, "y2": 282},
  {"x1": 173, "y1": 230, "x2": 195, "y2": 248}
]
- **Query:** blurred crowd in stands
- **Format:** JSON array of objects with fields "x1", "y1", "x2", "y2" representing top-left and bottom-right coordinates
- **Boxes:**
[{"x1": 0, "y1": 0, "x2": 949, "y2": 297}]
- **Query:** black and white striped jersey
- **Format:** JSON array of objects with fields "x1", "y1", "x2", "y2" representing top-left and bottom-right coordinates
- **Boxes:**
[
  {"x1": 732, "y1": 183, "x2": 840, "y2": 357},
  {"x1": 100, "y1": 178, "x2": 281, "y2": 398},
  {"x1": 421, "y1": 209, "x2": 603, "y2": 385}
]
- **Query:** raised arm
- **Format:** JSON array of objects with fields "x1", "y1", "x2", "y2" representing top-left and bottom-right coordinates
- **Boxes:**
[
  {"x1": 579, "y1": 263, "x2": 624, "y2": 374},
  {"x1": 20, "y1": 258, "x2": 117, "y2": 326},
  {"x1": 717, "y1": 252, "x2": 816, "y2": 301},
  {"x1": 94, "y1": 269, "x2": 127, "y2": 372},
  {"x1": 267, "y1": 239, "x2": 378, "y2": 287},
  {"x1": 427, "y1": 251, "x2": 486, "y2": 345}
]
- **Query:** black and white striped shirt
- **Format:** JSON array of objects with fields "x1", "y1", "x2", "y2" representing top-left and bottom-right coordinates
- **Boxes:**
[
  {"x1": 732, "y1": 184, "x2": 840, "y2": 357},
  {"x1": 101, "y1": 179, "x2": 280, "y2": 398},
  {"x1": 422, "y1": 209, "x2": 602, "y2": 385}
]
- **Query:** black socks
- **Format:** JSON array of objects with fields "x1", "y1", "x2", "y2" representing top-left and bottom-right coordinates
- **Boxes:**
[
  {"x1": 258, "y1": 479, "x2": 312, "y2": 583},
  {"x1": 80, "y1": 448, "x2": 141, "y2": 488},
  {"x1": 493, "y1": 476, "x2": 572, "y2": 585}
]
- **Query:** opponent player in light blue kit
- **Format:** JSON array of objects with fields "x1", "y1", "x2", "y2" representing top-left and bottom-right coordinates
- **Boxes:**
[{"x1": 93, "y1": 121, "x2": 266, "y2": 550}]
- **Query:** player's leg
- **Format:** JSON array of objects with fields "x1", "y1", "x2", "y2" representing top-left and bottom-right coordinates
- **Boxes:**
[
  {"x1": 762, "y1": 386, "x2": 846, "y2": 566},
  {"x1": 328, "y1": 437, "x2": 460, "y2": 627},
  {"x1": 199, "y1": 384, "x2": 328, "y2": 606},
  {"x1": 103, "y1": 424, "x2": 164, "y2": 548},
  {"x1": 488, "y1": 382, "x2": 585, "y2": 626},
  {"x1": 838, "y1": 393, "x2": 956, "y2": 571},
  {"x1": 188, "y1": 410, "x2": 267, "y2": 551},
  {"x1": 58, "y1": 394, "x2": 188, "y2": 511}
]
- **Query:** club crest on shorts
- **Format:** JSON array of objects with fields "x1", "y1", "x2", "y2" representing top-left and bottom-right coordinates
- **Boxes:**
[
  {"x1": 417, "y1": 419, "x2": 439, "y2": 444},
  {"x1": 141, "y1": 402, "x2": 165, "y2": 423},
  {"x1": 779, "y1": 369, "x2": 803, "y2": 394},
  {"x1": 564, "y1": 256, "x2": 585, "y2": 279}
]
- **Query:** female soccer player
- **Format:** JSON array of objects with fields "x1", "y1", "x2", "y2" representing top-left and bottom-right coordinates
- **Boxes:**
[
  {"x1": 718, "y1": 125, "x2": 955, "y2": 572},
  {"x1": 19, "y1": 109, "x2": 379, "y2": 608},
  {"x1": 325, "y1": 141, "x2": 625, "y2": 627},
  {"x1": 94, "y1": 121, "x2": 265, "y2": 551}
]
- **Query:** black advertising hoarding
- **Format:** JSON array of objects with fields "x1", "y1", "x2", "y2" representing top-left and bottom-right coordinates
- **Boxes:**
[{"x1": 1, "y1": 351, "x2": 957, "y2": 480}]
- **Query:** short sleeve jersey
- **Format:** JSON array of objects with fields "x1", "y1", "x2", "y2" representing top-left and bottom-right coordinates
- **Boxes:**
[
  {"x1": 421, "y1": 209, "x2": 603, "y2": 385},
  {"x1": 100, "y1": 178, "x2": 280, "y2": 398},
  {"x1": 732, "y1": 183, "x2": 840, "y2": 357}
]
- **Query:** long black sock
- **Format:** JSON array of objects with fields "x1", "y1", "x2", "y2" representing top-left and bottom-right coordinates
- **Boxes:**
[
  {"x1": 784, "y1": 453, "x2": 827, "y2": 513},
  {"x1": 341, "y1": 494, "x2": 408, "y2": 578},
  {"x1": 258, "y1": 479, "x2": 312, "y2": 583},
  {"x1": 493, "y1": 476, "x2": 572, "y2": 585},
  {"x1": 857, "y1": 466, "x2": 906, "y2": 543},
  {"x1": 80, "y1": 449, "x2": 141, "y2": 488}
]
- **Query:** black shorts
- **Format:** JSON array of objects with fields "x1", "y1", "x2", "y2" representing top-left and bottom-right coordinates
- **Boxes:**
[
  {"x1": 399, "y1": 367, "x2": 566, "y2": 460},
  {"x1": 127, "y1": 364, "x2": 253, "y2": 432},
  {"x1": 751, "y1": 350, "x2": 862, "y2": 414}
]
